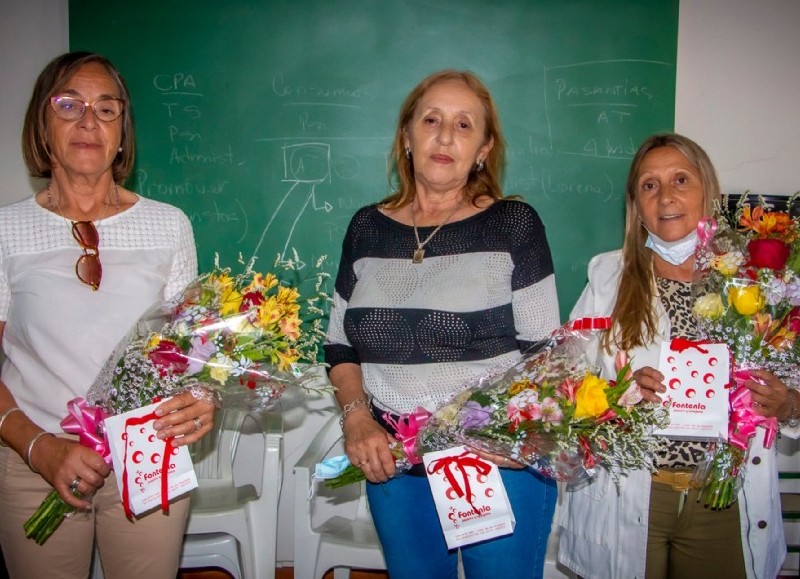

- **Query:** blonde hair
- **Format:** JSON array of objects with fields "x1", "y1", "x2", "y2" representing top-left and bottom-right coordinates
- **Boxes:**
[
  {"x1": 381, "y1": 70, "x2": 506, "y2": 208},
  {"x1": 605, "y1": 133, "x2": 721, "y2": 352},
  {"x1": 21, "y1": 51, "x2": 135, "y2": 184}
]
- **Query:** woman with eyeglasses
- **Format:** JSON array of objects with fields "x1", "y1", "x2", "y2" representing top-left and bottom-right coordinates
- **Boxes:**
[{"x1": 0, "y1": 52, "x2": 215, "y2": 578}]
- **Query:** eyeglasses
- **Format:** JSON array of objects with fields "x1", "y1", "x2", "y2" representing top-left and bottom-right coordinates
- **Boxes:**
[
  {"x1": 49, "y1": 95, "x2": 125, "y2": 122},
  {"x1": 72, "y1": 221, "x2": 102, "y2": 290}
]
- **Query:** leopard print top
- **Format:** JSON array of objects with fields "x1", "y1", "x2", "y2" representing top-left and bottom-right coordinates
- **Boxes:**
[{"x1": 652, "y1": 277, "x2": 711, "y2": 469}]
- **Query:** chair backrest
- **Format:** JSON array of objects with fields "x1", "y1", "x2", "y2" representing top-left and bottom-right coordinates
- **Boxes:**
[{"x1": 190, "y1": 408, "x2": 247, "y2": 489}]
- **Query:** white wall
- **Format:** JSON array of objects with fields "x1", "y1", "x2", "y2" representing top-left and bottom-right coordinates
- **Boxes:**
[
  {"x1": 1, "y1": 0, "x2": 68, "y2": 201},
  {"x1": 675, "y1": 0, "x2": 800, "y2": 195}
]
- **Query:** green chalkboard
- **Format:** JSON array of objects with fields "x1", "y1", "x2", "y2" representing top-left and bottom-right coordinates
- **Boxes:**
[{"x1": 70, "y1": 0, "x2": 678, "y2": 320}]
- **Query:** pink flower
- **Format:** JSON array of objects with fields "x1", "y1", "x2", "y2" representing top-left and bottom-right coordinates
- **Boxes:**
[
  {"x1": 541, "y1": 397, "x2": 564, "y2": 423},
  {"x1": 557, "y1": 376, "x2": 579, "y2": 403},
  {"x1": 617, "y1": 381, "x2": 643, "y2": 407}
]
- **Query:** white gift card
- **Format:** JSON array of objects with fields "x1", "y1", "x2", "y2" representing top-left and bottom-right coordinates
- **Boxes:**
[
  {"x1": 423, "y1": 445, "x2": 515, "y2": 549},
  {"x1": 653, "y1": 340, "x2": 730, "y2": 441},
  {"x1": 104, "y1": 398, "x2": 198, "y2": 517}
]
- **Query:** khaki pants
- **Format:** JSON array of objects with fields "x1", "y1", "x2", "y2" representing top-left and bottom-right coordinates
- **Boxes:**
[
  {"x1": 646, "y1": 480, "x2": 746, "y2": 579},
  {"x1": 0, "y1": 445, "x2": 189, "y2": 579}
]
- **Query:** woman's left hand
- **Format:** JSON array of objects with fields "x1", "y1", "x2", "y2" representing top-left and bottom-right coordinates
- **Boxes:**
[
  {"x1": 152, "y1": 388, "x2": 217, "y2": 446},
  {"x1": 469, "y1": 448, "x2": 526, "y2": 470},
  {"x1": 745, "y1": 369, "x2": 793, "y2": 420}
]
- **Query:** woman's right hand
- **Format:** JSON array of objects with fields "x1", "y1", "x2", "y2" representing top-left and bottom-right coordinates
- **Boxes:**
[
  {"x1": 30, "y1": 435, "x2": 111, "y2": 509},
  {"x1": 343, "y1": 412, "x2": 397, "y2": 483},
  {"x1": 632, "y1": 365, "x2": 667, "y2": 404}
]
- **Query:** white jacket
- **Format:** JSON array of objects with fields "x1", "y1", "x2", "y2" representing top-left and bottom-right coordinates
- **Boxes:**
[{"x1": 557, "y1": 250, "x2": 795, "y2": 579}]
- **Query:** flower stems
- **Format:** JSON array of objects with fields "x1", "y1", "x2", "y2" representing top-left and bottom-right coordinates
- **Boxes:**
[
  {"x1": 23, "y1": 490, "x2": 77, "y2": 545},
  {"x1": 696, "y1": 445, "x2": 745, "y2": 510}
]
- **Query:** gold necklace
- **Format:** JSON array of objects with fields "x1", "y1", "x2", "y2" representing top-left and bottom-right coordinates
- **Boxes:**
[
  {"x1": 46, "y1": 182, "x2": 118, "y2": 223},
  {"x1": 411, "y1": 197, "x2": 464, "y2": 264}
]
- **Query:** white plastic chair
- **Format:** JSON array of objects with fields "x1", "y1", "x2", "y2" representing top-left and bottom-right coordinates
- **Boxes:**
[
  {"x1": 184, "y1": 407, "x2": 283, "y2": 579},
  {"x1": 293, "y1": 414, "x2": 386, "y2": 579}
]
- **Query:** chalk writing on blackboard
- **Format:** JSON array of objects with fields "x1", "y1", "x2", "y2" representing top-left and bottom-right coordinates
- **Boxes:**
[
  {"x1": 249, "y1": 142, "x2": 334, "y2": 265},
  {"x1": 543, "y1": 59, "x2": 673, "y2": 159}
]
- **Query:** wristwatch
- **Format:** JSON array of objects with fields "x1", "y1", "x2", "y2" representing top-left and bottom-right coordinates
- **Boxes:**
[{"x1": 785, "y1": 389, "x2": 799, "y2": 428}]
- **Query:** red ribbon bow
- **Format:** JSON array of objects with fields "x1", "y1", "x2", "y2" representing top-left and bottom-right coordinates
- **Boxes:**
[
  {"x1": 382, "y1": 407, "x2": 430, "y2": 465},
  {"x1": 669, "y1": 338, "x2": 712, "y2": 354},
  {"x1": 570, "y1": 317, "x2": 611, "y2": 331},
  {"x1": 729, "y1": 370, "x2": 778, "y2": 451},
  {"x1": 59, "y1": 398, "x2": 111, "y2": 465},
  {"x1": 427, "y1": 451, "x2": 492, "y2": 515},
  {"x1": 120, "y1": 411, "x2": 177, "y2": 520}
]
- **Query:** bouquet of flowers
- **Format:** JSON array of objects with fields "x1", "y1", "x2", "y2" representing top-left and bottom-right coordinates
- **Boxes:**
[
  {"x1": 88, "y1": 252, "x2": 332, "y2": 413},
  {"x1": 323, "y1": 318, "x2": 669, "y2": 487},
  {"x1": 25, "y1": 252, "x2": 332, "y2": 544},
  {"x1": 691, "y1": 194, "x2": 799, "y2": 508}
]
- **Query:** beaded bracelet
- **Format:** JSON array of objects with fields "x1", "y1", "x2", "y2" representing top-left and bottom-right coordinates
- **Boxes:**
[
  {"x1": 0, "y1": 406, "x2": 22, "y2": 447},
  {"x1": 181, "y1": 384, "x2": 222, "y2": 409},
  {"x1": 783, "y1": 389, "x2": 799, "y2": 428},
  {"x1": 25, "y1": 431, "x2": 55, "y2": 474},
  {"x1": 339, "y1": 397, "x2": 372, "y2": 429}
]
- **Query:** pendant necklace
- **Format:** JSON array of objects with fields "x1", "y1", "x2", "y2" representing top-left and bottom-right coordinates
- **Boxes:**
[{"x1": 411, "y1": 197, "x2": 464, "y2": 264}]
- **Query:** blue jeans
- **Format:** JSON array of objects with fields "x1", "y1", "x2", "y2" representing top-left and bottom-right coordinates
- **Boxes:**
[{"x1": 366, "y1": 468, "x2": 557, "y2": 579}]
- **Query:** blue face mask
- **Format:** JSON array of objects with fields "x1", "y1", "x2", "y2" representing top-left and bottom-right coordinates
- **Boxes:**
[
  {"x1": 314, "y1": 455, "x2": 351, "y2": 479},
  {"x1": 645, "y1": 229, "x2": 698, "y2": 266}
]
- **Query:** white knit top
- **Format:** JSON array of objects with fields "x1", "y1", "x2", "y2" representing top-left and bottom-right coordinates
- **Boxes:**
[{"x1": 0, "y1": 195, "x2": 197, "y2": 431}]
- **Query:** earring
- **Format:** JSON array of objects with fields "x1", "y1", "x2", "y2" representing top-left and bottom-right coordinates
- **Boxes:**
[
  {"x1": 476, "y1": 159, "x2": 485, "y2": 172},
  {"x1": 118, "y1": 147, "x2": 123, "y2": 153},
  {"x1": 404, "y1": 147, "x2": 411, "y2": 160}
]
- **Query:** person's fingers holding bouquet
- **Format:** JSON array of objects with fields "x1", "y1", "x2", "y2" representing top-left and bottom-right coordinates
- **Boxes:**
[
  {"x1": 745, "y1": 368, "x2": 798, "y2": 420},
  {"x1": 631, "y1": 366, "x2": 667, "y2": 404},
  {"x1": 152, "y1": 385, "x2": 219, "y2": 447},
  {"x1": 342, "y1": 406, "x2": 397, "y2": 483},
  {"x1": 469, "y1": 448, "x2": 526, "y2": 470},
  {"x1": 29, "y1": 436, "x2": 110, "y2": 509}
]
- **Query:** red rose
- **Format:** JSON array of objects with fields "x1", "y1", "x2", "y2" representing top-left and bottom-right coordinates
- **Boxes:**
[
  {"x1": 240, "y1": 291, "x2": 265, "y2": 312},
  {"x1": 148, "y1": 340, "x2": 189, "y2": 377},
  {"x1": 748, "y1": 238, "x2": 790, "y2": 270},
  {"x1": 786, "y1": 306, "x2": 800, "y2": 333}
]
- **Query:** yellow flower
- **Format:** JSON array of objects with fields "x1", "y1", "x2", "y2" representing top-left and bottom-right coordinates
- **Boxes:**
[
  {"x1": 728, "y1": 285, "x2": 765, "y2": 316},
  {"x1": 244, "y1": 272, "x2": 279, "y2": 293},
  {"x1": 508, "y1": 379, "x2": 530, "y2": 396},
  {"x1": 692, "y1": 293, "x2": 725, "y2": 320},
  {"x1": 220, "y1": 289, "x2": 243, "y2": 317},
  {"x1": 145, "y1": 332, "x2": 163, "y2": 350},
  {"x1": 276, "y1": 285, "x2": 301, "y2": 314},
  {"x1": 208, "y1": 358, "x2": 232, "y2": 384},
  {"x1": 573, "y1": 373, "x2": 610, "y2": 420},
  {"x1": 256, "y1": 297, "x2": 283, "y2": 328},
  {"x1": 711, "y1": 252, "x2": 743, "y2": 276},
  {"x1": 276, "y1": 348, "x2": 299, "y2": 371}
]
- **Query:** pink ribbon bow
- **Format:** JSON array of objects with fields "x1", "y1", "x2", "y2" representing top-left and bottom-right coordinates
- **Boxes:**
[
  {"x1": 59, "y1": 397, "x2": 111, "y2": 465},
  {"x1": 697, "y1": 217, "x2": 718, "y2": 248},
  {"x1": 427, "y1": 451, "x2": 492, "y2": 515},
  {"x1": 729, "y1": 370, "x2": 778, "y2": 450},
  {"x1": 382, "y1": 407, "x2": 430, "y2": 465}
]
